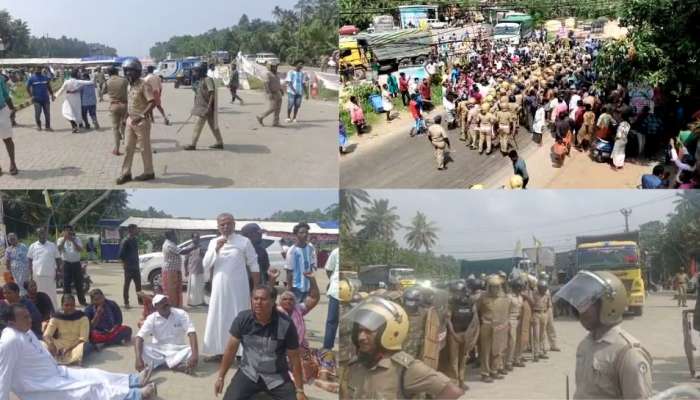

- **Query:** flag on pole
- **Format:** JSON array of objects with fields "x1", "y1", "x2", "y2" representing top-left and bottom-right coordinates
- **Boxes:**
[
  {"x1": 514, "y1": 239, "x2": 522, "y2": 257},
  {"x1": 533, "y1": 236, "x2": 542, "y2": 248},
  {"x1": 42, "y1": 190, "x2": 53, "y2": 209}
]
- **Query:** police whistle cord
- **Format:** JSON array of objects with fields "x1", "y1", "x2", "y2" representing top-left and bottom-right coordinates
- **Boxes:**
[{"x1": 176, "y1": 115, "x2": 194, "y2": 135}]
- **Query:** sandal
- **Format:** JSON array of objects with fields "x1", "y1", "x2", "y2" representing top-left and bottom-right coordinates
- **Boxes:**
[{"x1": 9, "y1": 167, "x2": 17, "y2": 176}]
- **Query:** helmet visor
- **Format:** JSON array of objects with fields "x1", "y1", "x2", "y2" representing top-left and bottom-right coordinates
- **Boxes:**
[
  {"x1": 553, "y1": 271, "x2": 607, "y2": 314},
  {"x1": 347, "y1": 296, "x2": 398, "y2": 331}
]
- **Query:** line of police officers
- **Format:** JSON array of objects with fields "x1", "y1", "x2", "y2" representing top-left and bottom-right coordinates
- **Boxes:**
[{"x1": 337, "y1": 269, "x2": 654, "y2": 399}]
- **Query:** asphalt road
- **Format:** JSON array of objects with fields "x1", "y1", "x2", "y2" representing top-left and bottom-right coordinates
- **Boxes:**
[
  {"x1": 456, "y1": 292, "x2": 700, "y2": 399},
  {"x1": 7, "y1": 262, "x2": 336, "y2": 400},
  {"x1": 340, "y1": 112, "x2": 535, "y2": 188},
  {"x1": 0, "y1": 81, "x2": 338, "y2": 189}
]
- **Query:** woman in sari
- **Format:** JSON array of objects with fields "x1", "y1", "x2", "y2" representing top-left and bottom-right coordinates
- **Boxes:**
[
  {"x1": 596, "y1": 105, "x2": 616, "y2": 141},
  {"x1": 23, "y1": 279, "x2": 54, "y2": 328},
  {"x1": 161, "y1": 230, "x2": 182, "y2": 308},
  {"x1": 43, "y1": 294, "x2": 92, "y2": 366},
  {"x1": 55, "y1": 71, "x2": 92, "y2": 133}
]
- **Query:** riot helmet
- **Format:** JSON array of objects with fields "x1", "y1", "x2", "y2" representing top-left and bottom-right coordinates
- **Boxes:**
[
  {"x1": 403, "y1": 286, "x2": 423, "y2": 314},
  {"x1": 350, "y1": 297, "x2": 409, "y2": 352},
  {"x1": 554, "y1": 270, "x2": 628, "y2": 326}
]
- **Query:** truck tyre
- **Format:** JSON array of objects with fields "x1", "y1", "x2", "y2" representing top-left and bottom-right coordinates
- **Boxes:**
[
  {"x1": 398, "y1": 58, "x2": 411, "y2": 68},
  {"x1": 354, "y1": 68, "x2": 366, "y2": 80},
  {"x1": 631, "y1": 306, "x2": 643, "y2": 316},
  {"x1": 414, "y1": 56, "x2": 427, "y2": 66}
]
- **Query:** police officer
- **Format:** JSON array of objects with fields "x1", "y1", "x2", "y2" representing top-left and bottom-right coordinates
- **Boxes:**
[
  {"x1": 496, "y1": 98, "x2": 514, "y2": 155},
  {"x1": 117, "y1": 59, "x2": 156, "y2": 185},
  {"x1": 338, "y1": 278, "x2": 356, "y2": 399},
  {"x1": 505, "y1": 277, "x2": 524, "y2": 370},
  {"x1": 555, "y1": 271, "x2": 653, "y2": 399},
  {"x1": 94, "y1": 66, "x2": 107, "y2": 102},
  {"x1": 531, "y1": 280, "x2": 551, "y2": 361},
  {"x1": 477, "y1": 102, "x2": 495, "y2": 155},
  {"x1": 675, "y1": 267, "x2": 689, "y2": 307},
  {"x1": 428, "y1": 115, "x2": 449, "y2": 170},
  {"x1": 256, "y1": 60, "x2": 284, "y2": 127},
  {"x1": 465, "y1": 98, "x2": 480, "y2": 150},
  {"x1": 347, "y1": 297, "x2": 464, "y2": 399},
  {"x1": 186, "y1": 62, "x2": 223, "y2": 151},
  {"x1": 402, "y1": 287, "x2": 427, "y2": 360},
  {"x1": 105, "y1": 66, "x2": 128, "y2": 156},
  {"x1": 446, "y1": 280, "x2": 479, "y2": 389},
  {"x1": 477, "y1": 275, "x2": 510, "y2": 382}
]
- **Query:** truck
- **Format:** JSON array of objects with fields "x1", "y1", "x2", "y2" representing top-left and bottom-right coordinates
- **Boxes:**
[
  {"x1": 154, "y1": 57, "x2": 201, "y2": 88},
  {"x1": 493, "y1": 13, "x2": 534, "y2": 45},
  {"x1": 460, "y1": 257, "x2": 522, "y2": 278},
  {"x1": 366, "y1": 15, "x2": 397, "y2": 34},
  {"x1": 358, "y1": 264, "x2": 416, "y2": 291},
  {"x1": 339, "y1": 29, "x2": 434, "y2": 78},
  {"x1": 575, "y1": 231, "x2": 645, "y2": 316}
]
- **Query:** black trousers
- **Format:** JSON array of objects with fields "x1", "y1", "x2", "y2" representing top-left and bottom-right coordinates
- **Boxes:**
[
  {"x1": 123, "y1": 267, "x2": 142, "y2": 306},
  {"x1": 224, "y1": 370, "x2": 295, "y2": 400},
  {"x1": 63, "y1": 261, "x2": 86, "y2": 304}
]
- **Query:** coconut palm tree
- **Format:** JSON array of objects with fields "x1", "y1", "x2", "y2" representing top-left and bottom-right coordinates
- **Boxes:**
[
  {"x1": 340, "y1": 189, "x2": 370, "y2": 234},
  {"x1": 404, "y1": 211, "x2": 439, "y2": 252},
  {"x1": 356, "y1": 198, "x2": 401, "y2": 241}
]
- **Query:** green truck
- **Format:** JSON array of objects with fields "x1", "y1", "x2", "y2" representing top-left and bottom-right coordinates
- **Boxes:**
[
  {"x1": 356, "y1": 29, "x2": 434, "y2": 72},
  {"x1": 493, "y1": 13, "x2": 534, "y2": 45}
]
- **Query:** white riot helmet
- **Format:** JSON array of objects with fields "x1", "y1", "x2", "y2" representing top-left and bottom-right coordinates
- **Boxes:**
[{"x1": 554, "y1": 270, "x2": 628, "y2": 325}]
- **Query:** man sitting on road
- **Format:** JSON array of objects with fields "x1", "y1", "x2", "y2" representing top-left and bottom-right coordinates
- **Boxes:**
[
  {"x1": 135, "y1": 294, "x2": 199, "y2": 375},
  {"x1": 0, "y1": 303, "x2": 157, "y2": 400},
  {"x1": 2, "y1": 282, "x2": 43, "y2": 339},
  {"x1": 85, "y1": 288, "x2": 133, "y2": 347}
]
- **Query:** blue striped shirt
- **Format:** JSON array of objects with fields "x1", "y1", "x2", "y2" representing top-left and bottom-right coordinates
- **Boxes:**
[{"x1": 285, "y1": 244, "x2": 316, "y2": 293}]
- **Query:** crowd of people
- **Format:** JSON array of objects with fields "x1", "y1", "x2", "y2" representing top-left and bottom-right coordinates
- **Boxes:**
[
  {"x1": 341, "y1": 25, "x2": 700, "y2": 188},
  {"x1": 341, "y1": 268, "x2": 656, "y2": 399},
  {"x1": 0, "y1": 216, "x2": 341, "y2": 400}
]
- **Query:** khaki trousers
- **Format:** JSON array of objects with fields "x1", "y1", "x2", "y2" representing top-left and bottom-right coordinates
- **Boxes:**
[
  {"x1": 546, "y1": 308, "x2": 558, "y2": 349},
  {"x1": 121, "y1": 118, "x2": 154, "y2": 177},
  {"x1": 532, "y1": 311, "x2": 547, "y2": 357},
  {"x1": 479, "y1": 129, "x2": 492, "y2": 153},
  {"x1": 260, "y1": 93, "x2": 282, "y2": 125},
  {"x1": 505, "y1": 318, "x2": 520, "y2": 367},
  {"x1": 479, "y1": 323, "x2": 502, "y2": 376},
  {"x1": 678, "y1": 284, "x2": 687, "y2": 306},
  {"x1": 192, "y1": 113, "x2": 223, "y2": 146},
  {"x1": 110, "y1": 104, "x2": 127, "y2": 149}
]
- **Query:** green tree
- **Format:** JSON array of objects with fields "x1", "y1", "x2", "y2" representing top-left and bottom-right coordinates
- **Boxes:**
[
  {"x1": 404, "y1": 211, "x2": 438, "y2": 252},
  {"x1": 340, "y1": 189, "x2": 370, "y2": 235},
  {"x1": 596, "y1": 0, "x2": 700, "y2": 93},
  {"x1": 356, "y1": 198, "x2": 401, "y2": 241}
]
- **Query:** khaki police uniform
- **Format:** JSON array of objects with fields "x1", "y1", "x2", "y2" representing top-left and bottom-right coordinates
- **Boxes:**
[
  {"x1": 466, "y1": 105, "x2": 480, "y2": 149},
  {"x1": 574, "y1": 326, "x2": 653, "y2": 399},
  {"x1": 531, "y1": 290, "x2": 551, "y2": 358},
  {"x1": 505, "y1": 293, "x2": 523, "y2": 369},
  {"x1": 106, "y1": 75, "x2": 129, "y2": 150},
  {"x1": 518, "y1": 289, "x2": 533, "y2": 362},
  {"x1": 122, "y1": 79, "x2": 155, "y2": 177},
  {"x1": 94, "y1": 70, "x2": 107, "y2": 101},
  {"x1": 546, "y1": 290, "x2": 559, "y2": 350},
  {"x1": 477, "y1": 110, "x2": 495, "y2": 154},
  {"x1": 496, "y1": 108, "x2": 513, "y2": 154},
  {"x1": 428, "y1": 124, "x2": 448, "y2": 170},
  {"x1": 445, "y1": 301, "x2": 479, "y2": 387},
  {"x1": 259, "y1": 70, "x2": 283, "y2": 125},
  {"x1": 458, "y1": 102, "x2": 470, "y2": 142},
  {"x1": 347, "y1": 351, "x2": 452, "y2": 399},
  {"x1": 191, "y1": 76, "x2": 223, "y2": 147},
  {"x1": 676, "y1": 272, "x2": 689, "y2": 307},
  {"x1": 477, "y1": 293, "x2": 510, "y2": 377}
]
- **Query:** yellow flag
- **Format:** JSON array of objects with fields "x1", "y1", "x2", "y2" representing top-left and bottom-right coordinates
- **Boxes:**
[
  {"x1": 533, "y1": 236, "x2": 542, "y2": 248},
  {"x1": 42, "y1": 190, "x2": 53, "y2": 209}
]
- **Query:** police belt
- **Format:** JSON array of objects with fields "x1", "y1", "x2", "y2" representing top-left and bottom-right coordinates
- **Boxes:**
[
  {"x1": 533, "y1": 309, "x2": 547, "y2": 313},
  {"x1": 110, "y1": 100, "x2": 126, "y2": 105}
]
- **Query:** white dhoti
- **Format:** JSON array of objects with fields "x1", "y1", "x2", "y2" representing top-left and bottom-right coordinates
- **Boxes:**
[
  {"x1": 34, "y1": 274, "x2": 57, "y2": 310},
  {"x1": 142, "y1": 343, "x2": 192, "y2": 369},
  {"x1": 62, "y1": 95, "x2": 83, "y2": 124},
  {"x1": 187, "y1": 273, "x2": 205, "y2": 306},
  {"x1": 0, "y1": 106, "x2": 13, "y2": 139}
]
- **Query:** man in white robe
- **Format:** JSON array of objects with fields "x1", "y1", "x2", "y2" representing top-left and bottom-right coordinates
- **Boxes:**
[
  {"x1": 202, "y1": 213, "x2": 260, "y2": 360},
  {"x1": 135, "y1": 294, "x2": 198, "y2": 374},
  {"x1": 0, "y1": 303, "x2": 156, "y2": 400},
  {"x1": 26, "y1": 227, "x2": 61, "y2": 310},
  {"x1": 55, "y1": 71, "x2": 93, "y2": 133}
]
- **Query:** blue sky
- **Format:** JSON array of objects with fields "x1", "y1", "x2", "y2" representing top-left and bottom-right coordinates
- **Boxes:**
[
  {"x1": 361, "y1": 190, "x2": 680, "y2": 260},
  {"x1": 0, "y1": 0, "x2": 298, "y2": 56},
  {"x1": 126, "y1": 189, "x2": 338, "y2": 219}
]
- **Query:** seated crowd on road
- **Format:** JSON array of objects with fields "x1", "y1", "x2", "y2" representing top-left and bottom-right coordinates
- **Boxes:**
[
  {"x1": 340, "y1": 26, "x2": 700, "y2": 188},
  {"x1": 0, "y1": 217, "x2": 341, "y2": 400}
]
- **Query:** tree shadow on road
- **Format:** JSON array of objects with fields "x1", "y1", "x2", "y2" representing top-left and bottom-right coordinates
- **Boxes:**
[{"x1": 1, "y1": 166, "x2": 83, "y2": 181}]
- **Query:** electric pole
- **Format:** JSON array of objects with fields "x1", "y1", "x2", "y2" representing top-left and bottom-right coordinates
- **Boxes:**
[{"x1": 620, "y1": 208, "x2": 632, "y2": 232}]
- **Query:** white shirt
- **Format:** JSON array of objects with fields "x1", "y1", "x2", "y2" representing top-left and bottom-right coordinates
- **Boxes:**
[
  {"x1": 203, "y1": 233, "x2": 259, "y2": 276},
  {"x1": 56, "y1": 236, "x2": 82, "y2": 263},
  {"x1": 569, "y1": 94, "x2": 582, "y2": 119},
  {"x1": 325, "y1": 248, "x2": 340, "y2": 300},
  {"x1": 137, "y1": 307, "x2": 196, "y2": 346},
  {"x1": 425, "y1": 62, "x2": 436, "y2": 75},
  {"x1": 27, "y1": 241, "x2": 60, "y2": 277}
]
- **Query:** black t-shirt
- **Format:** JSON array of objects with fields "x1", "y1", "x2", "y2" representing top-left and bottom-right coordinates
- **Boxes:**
[
  {"x1": 230, "y1": 309, "x2": 299, "y2": 380},
  {"x1": 118, "y1": 237, "x2": 139, "y2": 269}
]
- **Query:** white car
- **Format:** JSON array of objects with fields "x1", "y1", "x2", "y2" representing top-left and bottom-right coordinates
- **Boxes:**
[
  {"x1": 255, "y1": 53, "x2": 280, "y2": 65},
  {"x1": 139, "y1": 234, "x2": 286, "y2": 288},
  {"x1": 428, "y1": 19, "x2": 448, "y2": 30}
]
